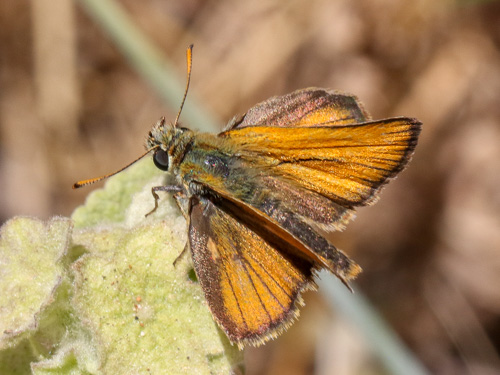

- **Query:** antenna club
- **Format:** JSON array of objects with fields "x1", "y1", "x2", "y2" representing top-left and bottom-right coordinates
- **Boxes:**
[{"x1": 173, "y1": 45, "x2": 194, "y2": 128}]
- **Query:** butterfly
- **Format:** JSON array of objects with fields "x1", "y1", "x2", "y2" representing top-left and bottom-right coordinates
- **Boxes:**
[{"x1": 74, "y1": 45, "x2": 421, "y2": 348}]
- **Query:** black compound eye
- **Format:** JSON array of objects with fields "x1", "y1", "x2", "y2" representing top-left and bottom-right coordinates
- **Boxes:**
[{"x1": 153, "y1": 149, "x2": 169, "y2": 171}]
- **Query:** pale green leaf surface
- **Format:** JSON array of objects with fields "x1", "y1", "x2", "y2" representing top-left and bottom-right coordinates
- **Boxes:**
[
  {"x1": 0, "y1": 217, "x2": 71, "y2": 350},
  {"x1": 68, "y1": 157, "x2": 242, "y2": 374},
  {"x1": 28, "y1": 279, "x2": 101, "y2": 375},
  {"x1": 0, "y1": 157, "x2": 241, "y2": 374}
]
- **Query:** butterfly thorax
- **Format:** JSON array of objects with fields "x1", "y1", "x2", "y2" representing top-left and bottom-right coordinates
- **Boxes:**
[{"x1": 146, "y1": 119, "x2": 240, "y2": 198}]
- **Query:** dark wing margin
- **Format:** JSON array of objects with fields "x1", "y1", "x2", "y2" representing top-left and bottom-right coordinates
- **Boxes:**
[{"x1": 188, "y1": 196, "x2": 316, "y2": 348}]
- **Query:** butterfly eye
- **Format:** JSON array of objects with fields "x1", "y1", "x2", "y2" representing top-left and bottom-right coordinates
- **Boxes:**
[{"x1": 153, "y1": 149, "x2": 169, "y2": 171}]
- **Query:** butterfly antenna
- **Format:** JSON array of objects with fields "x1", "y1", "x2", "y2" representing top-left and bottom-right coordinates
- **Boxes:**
[
  {"x1": 72, "y1": 146, "x2": 159, "y2": 189},
  {"x1": 173, "y1": 44, "x2": 193, "y2": 128}
]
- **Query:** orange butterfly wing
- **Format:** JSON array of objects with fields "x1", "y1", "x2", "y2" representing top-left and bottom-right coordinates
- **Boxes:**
[
  {"x1": 189, "y1": 196, "x2": 315, "y2": 347},
  {"x1": 221, "y1": 117, "x2": 421, "y2": 206}
]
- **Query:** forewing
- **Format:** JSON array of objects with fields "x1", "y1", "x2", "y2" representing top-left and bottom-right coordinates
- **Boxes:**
[
  {"x1": 188, "y1": 196, "x2": 315, "y2": 347},
  {"x1": 222, "y1": 117, "x2": 421, "y2": 206},
  {"x1": 224, "y1": 88, "x2": 370, "y2": 130}
]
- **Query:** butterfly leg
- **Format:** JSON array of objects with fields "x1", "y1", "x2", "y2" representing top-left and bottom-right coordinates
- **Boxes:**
[
  {"x1": 173, "y1": 243, "x2": 189, "y2": 267},
  {"x1": 145, "y1": 186, "x2": 191, "y2": 265},
  {"x1": 172, "y1": 191, "x2": 190, "y2": 219},
  {"x1": 171, "y1": 192, "x2": 192, "y2": 266},
  {"x1": 145, "y1": 185, "x2": 183, "y2": 217}
]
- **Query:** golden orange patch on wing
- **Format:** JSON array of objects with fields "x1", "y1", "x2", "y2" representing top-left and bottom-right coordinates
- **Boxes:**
[
  {"x1": 207, "y1": 237, "x2": 219, "y2": 260},
  {"x1": 291, "y1": 106, "x2": 364, "y2": 127},
  {"x1": 275, "y1": 161, "x2": 388, "y2": 204},
  {"x1": 225, "y1": 118, "x2": 418, "y2": 155}
]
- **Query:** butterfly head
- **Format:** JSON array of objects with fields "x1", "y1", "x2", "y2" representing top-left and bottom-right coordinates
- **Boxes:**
[{"x1": 146, "y1": 117, "x2": 193, "y2": 173}]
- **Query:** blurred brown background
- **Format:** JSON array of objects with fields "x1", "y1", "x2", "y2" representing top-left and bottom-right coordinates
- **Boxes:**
[{"x1": 1, "y1": 0, "x2": 500, "y2": 374}]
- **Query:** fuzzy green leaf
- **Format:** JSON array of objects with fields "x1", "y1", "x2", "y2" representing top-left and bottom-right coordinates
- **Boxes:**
[
  {"x1": 68, "y1": 158, "x2": 241, "y2": 373},
  {"x1": 0, "y1": 217, "x2": 71, "y2": 350},
  {"x1": 0, "y1": 158, "x2": 242, "y2": 374}
]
